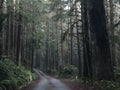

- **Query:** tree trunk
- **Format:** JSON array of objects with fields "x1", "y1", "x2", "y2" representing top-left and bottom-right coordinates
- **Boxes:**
[
  {"x1": 61, "y1": 19, "x2": 64, "y2": 65},
  {"x1": 16, "y1": 11, "x2": 22, "y2": 66},
  {"x1": 88, "y1": 0, "x2": 114, "y2": 80},
  {"x1": 81, "y1": 0, "x2": 93, "y2": 81},
  {"x1": 70, "y1": 16, "x2": 73, "y2": 65},
  {"x1": 75, "y1": 2, "x2": 82, "y2": 78},
  {"x1": 109, "y1": 0, "x2": 116, "y2": 66},
  {"x1": 0, "y1": 0, "x2": 4, "y2": 58}
]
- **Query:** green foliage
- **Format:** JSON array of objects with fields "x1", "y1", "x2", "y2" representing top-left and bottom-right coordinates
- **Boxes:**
[
  {"x1": 114, "y1": 66, "x2": 120, "y2": 82},
  {"x1": 0, "y1": 14, "x2": 8, "y2": 25},
  {"x1": 92, "y1": 66, "x2": 120, "y2": 90},
  {"x1": 0, "y1": 58, "x2": 36, "y2": 90},
  {"x1": 94, "y1": 80, "x2": 120, "y2": 90},
  {"x1": 0, "y1": 80, "x2": 17, "y2": 90},
  {"x1": 0, "y1": 59, "x2": 14, "y2": 81},
  {"x1": 59, "y1": 65, "x2": 78, "y2": 79}
]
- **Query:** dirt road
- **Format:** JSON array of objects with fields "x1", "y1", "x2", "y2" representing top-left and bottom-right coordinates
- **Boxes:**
[{"x1": 29, "y1": 69, "x2": 71, "y2": 90}]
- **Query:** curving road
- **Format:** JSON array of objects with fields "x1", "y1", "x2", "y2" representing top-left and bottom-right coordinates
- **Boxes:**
[{"x1": 33, "y1": 69, "x2": 71, "y2": 90}]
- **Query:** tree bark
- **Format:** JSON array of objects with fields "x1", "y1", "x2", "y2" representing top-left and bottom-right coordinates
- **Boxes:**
[
  {"x1": 109, "y1": 0, "x2": 116, "y2": 66},
  {"x1": 0, "y1": 0, "x2": 4, "y2": 58},
  {"x1": 88, "y1": 0, "x2": 114, "y2": 80},
  {"x1": 16, "y1": 10, "x2": 22, "y2": 66}
]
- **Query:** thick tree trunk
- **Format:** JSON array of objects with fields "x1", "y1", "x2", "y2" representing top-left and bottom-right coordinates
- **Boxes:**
[
  {"x1": 88, "y1": 0, "x2": 114, "y2": 80},
  {"x1": 70, "y1": 16, "x2": 73, "y2": 65},
  {"x1": 109, "y1": 0, "x2": 116, "y2": 66},
  {"x1": 55, "y1": 22, "x2": 59, "y2": 70},
  {"x1": 60, "y1": 19, "x2": 64, "y2": 65},
  {"x1": 16, "y1": 12, "x2": 22, "y2": 66},
  {"x1": 45, "y1": 22, "x2": 49, "y2": 71},
  {"x1": 31, "y1": 21, "x2": 35, "y2": 71},
  {"x1": 81, "y1": 0, "x2": 93, "y2": 81},
  {"x1": 75, "y1": 2, "x2": 82, "y2": 78},
  {"x1": 0, "y1": 0, "x2": 4, "y2": 58}
]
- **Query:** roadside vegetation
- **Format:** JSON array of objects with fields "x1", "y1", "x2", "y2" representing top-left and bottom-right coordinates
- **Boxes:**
[{"x1": 0, "y1": 58, "x2": 36, "y2": 90}]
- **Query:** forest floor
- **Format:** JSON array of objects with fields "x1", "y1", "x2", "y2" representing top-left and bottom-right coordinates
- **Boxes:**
[
  {"x1": 21, "y1": 69, "x2": 98, "y2": 90},
  {"x1": 62, "y1": 80, "x2": 98, "y2": 90}
]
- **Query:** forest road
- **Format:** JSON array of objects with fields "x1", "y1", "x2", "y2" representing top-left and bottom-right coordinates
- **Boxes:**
[{"x1": 33, "y1": 69, "x2": 71, "y2": 90}]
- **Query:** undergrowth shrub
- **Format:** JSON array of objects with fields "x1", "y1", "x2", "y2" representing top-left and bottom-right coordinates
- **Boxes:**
[
  {"x1": 94, "y1": 80, "x2": 120, "y2": 90},
  {"x1": 93, "y1": 67, "x2": 120, "y2": 90},
  {"x1": 59, "y1": 65, "x2": 78, "y2": 79},
  {"x1": 114, "y1": 66, "x2": 120, "y2": 82},
  {"x1": 0, "y1": 58, "x2": 36, "y2": 90},
  {"x1": 0, "y1": 80, "x2": 17, "y2": 90},
  {"x1": 0, "y1": 58, "x2": 16, "y2": 79}
]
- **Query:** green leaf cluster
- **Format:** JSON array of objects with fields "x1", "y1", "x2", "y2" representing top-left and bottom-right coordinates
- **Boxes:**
[
  {"x1": 94, "y1": 80, "x2": 120, "y2": 90},
  {"x1": 59, "y1": 65, "x2": 78, "y2": 79},
  {"x1": 0, "y1": 58, "x2": 36, "y2": 90}
]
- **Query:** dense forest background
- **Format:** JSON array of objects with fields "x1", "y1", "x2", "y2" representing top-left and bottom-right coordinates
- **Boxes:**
[{"x1": 0, "y1": 0, "x2": 120, "y2": 90}]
